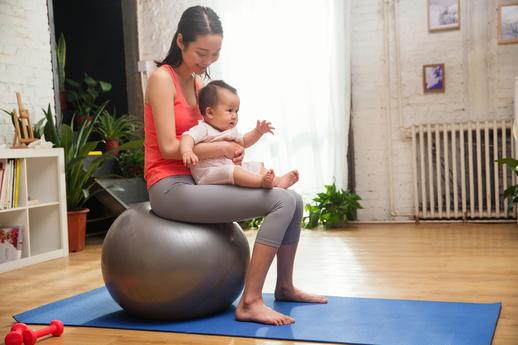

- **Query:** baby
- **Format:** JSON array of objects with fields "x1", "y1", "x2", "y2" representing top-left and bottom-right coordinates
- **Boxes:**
[{"x1": 180, "y1": 80, "x2": 299, "y2": 189}]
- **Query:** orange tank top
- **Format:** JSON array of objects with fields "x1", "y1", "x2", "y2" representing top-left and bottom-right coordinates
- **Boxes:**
[{"x1": 144, "y1": 65, "x2": 202, "y2": 189}]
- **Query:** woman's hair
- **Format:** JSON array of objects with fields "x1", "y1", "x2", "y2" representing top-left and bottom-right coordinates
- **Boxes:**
[
  {"x1": 198, "y1": 80, "x2": 237, "y2": 115},
  {"x1": 156, "y1": 6, "x2": 223, "y2": 73}
]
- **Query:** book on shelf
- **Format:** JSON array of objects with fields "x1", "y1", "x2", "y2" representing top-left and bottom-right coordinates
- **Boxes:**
[
  {"x1": 14, "y1": 159, "x2": 20, "y2": 208},
  {"x1": 0, "y1": 226, "x2": 23, "y2": 264},
  {"x1": 0, "y1": 159, "x2": 21, "y2": 209},
  {"x1": 5, "y1": 159, "x2": 13, "y2": 209},
  {"x1": 0, "y1": 159, "x2": 6, "y2": 209}
]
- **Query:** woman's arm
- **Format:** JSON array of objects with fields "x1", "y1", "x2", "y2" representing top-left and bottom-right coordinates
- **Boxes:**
[
  {"x1": 147, "y1": 68, "x2": 182, "y2": 160},
  {"x1": 193, "y1": 141, "x2": 245, "y2": 164}
]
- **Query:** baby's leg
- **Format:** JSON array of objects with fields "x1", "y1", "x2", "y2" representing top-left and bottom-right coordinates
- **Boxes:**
[
  {"x1": 249, "y1": 163, "x2": 299, "y2": 189},
  {"x1": 274, "y1": 171, "x2": 299, "y2": 189},
  {"x1": 258, "y1": 166, "x2": 299, "y2": 189},
  {"x1": 234, "y1": 166, "x2": 275, "y2": 189}
]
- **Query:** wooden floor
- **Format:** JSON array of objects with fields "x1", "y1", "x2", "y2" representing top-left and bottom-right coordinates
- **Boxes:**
[{"x1": 1, "y1": 223, "x2": 517, "y2": 344}]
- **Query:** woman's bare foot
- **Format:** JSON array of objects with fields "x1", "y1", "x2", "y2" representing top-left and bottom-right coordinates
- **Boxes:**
[
  {"x1": 235, "y1": 298, "x2": 295, "y2": 326},
  {"x1": 261, "y1": 169, "x2": 275, "y2": 189},
  {"x1": 274, "y1": 286, "x2": 328, "y2": 304},
  {"x1": 274, "y1": 170, "x2": 299, "y2": 189}
]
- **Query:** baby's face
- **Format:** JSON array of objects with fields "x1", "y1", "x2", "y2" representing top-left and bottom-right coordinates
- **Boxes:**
[{"x1": 206, "y1": 88, "x2": 240, "y2": 131}]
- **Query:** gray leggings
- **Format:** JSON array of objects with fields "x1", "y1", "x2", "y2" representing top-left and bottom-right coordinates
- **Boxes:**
[{"x1": 148, "y1": 175, "x2": 303, "y2": 248}]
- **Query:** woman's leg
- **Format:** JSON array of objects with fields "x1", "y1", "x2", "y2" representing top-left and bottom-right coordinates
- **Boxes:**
[
  {"x1": 149, "y1": 176, "x2": 297, "y2": 324},
  {"x1": 275, "y1": 190, "x2": 328, "y2": 303},
  {"x1": 236, "y1": 242, "x2": 294, "y2": 325}
]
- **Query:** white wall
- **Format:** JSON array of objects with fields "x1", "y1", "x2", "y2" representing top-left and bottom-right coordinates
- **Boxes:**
[
  {"x1": 138, "y1": 0, "x2": 195, "y2": 66},
  {"x1": 352, "y1": 0, "x2": 518, "y2": 220},
  {"x1": 0, "y1": 0, "x2": 55, "y2": 145}
]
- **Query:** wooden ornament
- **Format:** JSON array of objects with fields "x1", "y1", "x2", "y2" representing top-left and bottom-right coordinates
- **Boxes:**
[{"x1": 11, "y1": 92, "x2": 37, "y2": 148}]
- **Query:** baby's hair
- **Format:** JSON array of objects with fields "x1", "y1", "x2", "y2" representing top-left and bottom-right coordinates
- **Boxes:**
[{"x1": 198, "y1": 80, "x2": 237, "y2": 115}]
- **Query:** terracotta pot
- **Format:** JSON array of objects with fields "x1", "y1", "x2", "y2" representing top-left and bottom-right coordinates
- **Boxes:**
[
  {"x1": 67, "y1": 208, "x2": 90, "y2": 252},
  {"x1": 74, "y1": 114, "x2": 93, "y2": 128},
  {"x1": 105, "y1": 139, "x2": 120, "y2": 155}
]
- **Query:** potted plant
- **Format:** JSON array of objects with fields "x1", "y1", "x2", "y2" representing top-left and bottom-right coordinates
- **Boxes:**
[
  {"x1": 66, "y1": 73, "x2": 112, "y2": 128},
  {"x1": 117, "y1": 147, "x2": 144, "y2": 178},
  {"x1": 496, "y1": 157, "x2": 518, "y2": 211},
  {"x1": 42, "y1": 102, "x2": 111, "y2": 252},
  {"x1": 303, "y1": 183, "x2": 362, "y2": 229},
  {"x1": 95, "y1": 109, "x2": 138, "y2": 154}
]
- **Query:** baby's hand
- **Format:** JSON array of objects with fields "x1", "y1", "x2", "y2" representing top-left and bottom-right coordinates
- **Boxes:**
[
  {"x1": 182, "y1": 151, "x2": 199, "y2": 166},
  {"x1": 256, "y1": 120, "x2": 275, "y2": 135}
]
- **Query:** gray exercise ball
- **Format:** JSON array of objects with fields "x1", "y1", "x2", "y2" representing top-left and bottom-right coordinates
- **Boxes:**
[{"x1": 101, "y1": 202, "x2": 250, "y2": 320}]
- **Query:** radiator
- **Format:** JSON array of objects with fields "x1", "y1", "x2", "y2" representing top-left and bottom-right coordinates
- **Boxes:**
[{"x1": 411, "y1": 121, "x2": 517, "y2": 220}]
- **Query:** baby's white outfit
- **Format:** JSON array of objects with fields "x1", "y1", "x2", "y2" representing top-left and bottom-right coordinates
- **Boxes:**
[{"x1": 182, "y1": 121, "x2": 262, "y2": 185}]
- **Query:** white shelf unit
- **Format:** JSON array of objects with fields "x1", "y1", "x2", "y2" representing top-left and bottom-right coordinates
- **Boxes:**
[{"x1": 0, "y1": 148, "x2": 68, "y2": 273}]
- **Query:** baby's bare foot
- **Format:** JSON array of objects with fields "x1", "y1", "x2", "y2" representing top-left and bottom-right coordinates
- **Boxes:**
[
  {"x1": 261, "y1": 169, "x2": 275, "y2": 189},
  {"x1": 235, "y1": 299, "x2": 295, "y2": 326},
  {"x1": 275, "y1": 286, "x2": 328, "y2": 304},
  {"x1": 275, "y1": 170, "x2": 299, "y2": 189}
]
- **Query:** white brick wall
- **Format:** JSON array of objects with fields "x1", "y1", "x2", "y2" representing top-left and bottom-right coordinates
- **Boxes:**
[
  {"x1": 352, "y1": 0, "x2": 518, "y2": 220},
  {"x1": 0, "y1": 0, "x2": 54, "y2": 145},
  {"x1": 138, "y1": 0, "x2": 195, "y2": 65}
]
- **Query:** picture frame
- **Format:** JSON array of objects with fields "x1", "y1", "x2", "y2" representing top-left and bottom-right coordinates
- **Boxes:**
[
  {"x1": 423, "y1": 64, "x2": 445, "y2": 94},
  {"x1": 428, "y1": 0, "x2": 460, "y2": 32},
  {"x1": 497, "y1": 3, "x2": 518, "y2": 45}
]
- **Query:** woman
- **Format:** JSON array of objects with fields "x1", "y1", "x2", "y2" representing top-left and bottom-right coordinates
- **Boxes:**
[{"x1": 144, "y1": 5, "x2": 326, "y2": 326}]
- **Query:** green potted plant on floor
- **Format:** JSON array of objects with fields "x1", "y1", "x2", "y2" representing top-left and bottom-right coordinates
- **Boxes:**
[
  {"x1": 303, "y1": 183, "x2": 362, "y2": 229},
  {"x1": 42, "y1": 102, "x2": 111, "y2": 252},
  {"x1": 496, "y1": 157, "x2": 518, "y2": 211}
]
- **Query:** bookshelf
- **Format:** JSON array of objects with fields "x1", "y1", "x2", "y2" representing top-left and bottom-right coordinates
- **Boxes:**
[{"x1": 0, "y1": 148, "x2": 68, "y2": 273}]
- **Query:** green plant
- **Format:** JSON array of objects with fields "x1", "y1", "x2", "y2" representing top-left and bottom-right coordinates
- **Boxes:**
[
  {"x1": 66, "y1": 73, "x2": 112, "y2": 118},
  {"x1": 239, "y1": 217, "x2": 264, "y2": 230},
  {"x1": 303, "y1": 184, "x2": 362, "y2": 229},
  {"x1": 496, "y1": 157, "x2": 518, "y2": 211},
  {"x1": 56, "y1": 33, "x2": 66, "y2": 92},
  {"x1": 42, "y1": 102, "x2": 111, "y2": 210},
  {"x1": 33, "y1": 117, "x2": 46, "y2": 139},
  {"x1": 95, "y1": 109, "x2": 137, "y2": 142},
  {"x1": 117, "y1": 147, "x2": 144, "y2": 178}
]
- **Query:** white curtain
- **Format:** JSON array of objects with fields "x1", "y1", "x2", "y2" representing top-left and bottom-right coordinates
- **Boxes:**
[{"x1": 202, "y1": 0, "x2": 350, "y2": 200}]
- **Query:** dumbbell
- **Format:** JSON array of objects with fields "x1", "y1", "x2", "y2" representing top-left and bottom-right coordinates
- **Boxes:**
[
  {"x1": 4, "y1": 323, "x2": 28, "y2": 345},
  {"x1": 22, "y1": 320, "x2": 64, "y2": 345}
]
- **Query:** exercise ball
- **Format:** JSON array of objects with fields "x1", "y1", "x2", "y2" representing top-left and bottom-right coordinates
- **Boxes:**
[{"x1": 101, "y1": 202, "x2": 250, "y2": 320}]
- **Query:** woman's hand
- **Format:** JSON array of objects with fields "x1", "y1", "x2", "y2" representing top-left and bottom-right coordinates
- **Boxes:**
[{"x1": 223, "y1": 141, "x2": 245, "y2": 165}]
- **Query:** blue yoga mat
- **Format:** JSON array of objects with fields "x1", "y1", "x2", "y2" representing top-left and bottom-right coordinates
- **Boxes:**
[{"x1": 14, "y1": 287, "x2": 500, "y2": 345}]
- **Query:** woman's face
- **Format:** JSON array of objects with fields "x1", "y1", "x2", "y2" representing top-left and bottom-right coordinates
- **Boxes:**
[{"x1": 179, "y1": 34, "x2": 222, "y2": 75}]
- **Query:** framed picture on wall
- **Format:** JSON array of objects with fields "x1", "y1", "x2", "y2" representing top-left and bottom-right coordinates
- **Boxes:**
[
  {"x1": 497, "y1": 3, "x2": 518, "y2": 45},
  {"x1": 428, "y1": 0, "x2": 460, "y2": 32},
  {"x1": 423, "y1": 64, "x2": 445, "y2": 93}
]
